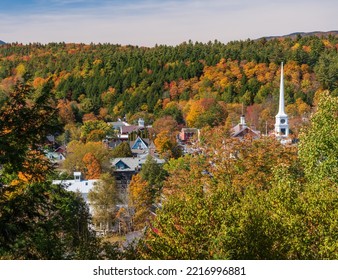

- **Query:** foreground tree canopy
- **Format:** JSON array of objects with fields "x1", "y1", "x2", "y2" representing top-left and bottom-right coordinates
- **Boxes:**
[
  {"x1": 1, "y1": 35, "x2": 338, "y2": 259},
  {"x1": 135, "y1": 93, "x2": 338, "y2": 260},
  {"x1": 0, "y1": 83, "x2": 118, "y2": 259}
]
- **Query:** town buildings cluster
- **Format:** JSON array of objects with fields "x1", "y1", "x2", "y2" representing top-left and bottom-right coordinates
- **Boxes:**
[{"x1": 51, "y1": 63, "x2": 290, "y2": 234}]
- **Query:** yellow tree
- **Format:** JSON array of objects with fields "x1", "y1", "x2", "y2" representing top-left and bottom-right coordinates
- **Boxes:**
[
  {"x1": 154, "y1": 130, "x2": 178, "y2": 159},
  {"x1": 88, "y1": 173, "x2": 118, "y2": 234},
  {"x1": 185, "y1": 99, "x2": 205, "y2": 127},
  {"x1": 63, "y1": 141, "x2": 112, "y2": 177},
  {"x1": 128, "y1": 174, "x2": 151, "y2": 230}
]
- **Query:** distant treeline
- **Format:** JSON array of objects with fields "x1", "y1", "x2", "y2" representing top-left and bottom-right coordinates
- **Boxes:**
[{"x1": 0, "y1": 35, "x2": 337, "y2": 127}]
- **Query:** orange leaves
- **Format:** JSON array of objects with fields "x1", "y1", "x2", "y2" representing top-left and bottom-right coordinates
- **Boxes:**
[
  {"x1": 165, "y1": 78, "x2": 197, "y2": 101},
  {"x1": 128, "y1": 174, "x2": 149, "y2": 207},
  {"x1": 82, "y1": 112, "x2": 97, "y2": 122},
  {"x1": 200, "y1": 59, "x2": 241, "y2": 92},
  {"x1": 12, "y1": 150, "x2": 51, "y2": 185},
  {"x1": 128, "y1": 174, "x2": 151, "y2": 229},
  {"x1": 169, "y1": 81, "x2": 179, "y2": 100},
  {"x1": 302, "y1": 45, "x2": 311, "y2": 53},
  {"x1": 286, "y1": 98, "x2": 311, "y2": 118},
  {"x1": 32, "y1": 77, "x2": 47, "y2": 89},
  {"x1": 185, "y1": 98, "x2": 227, "y2": 128},
  {"x1": 153, "y1": 116, "x2": 179, "y2": 135},
  {"x1": 101, "y1": 87, "x2": 116, "y2": 106},
  {"x1": 57, "y1": 99, "x2": 76, "y2": 125},
  {"x1": 243, "y1": 62, "x2": 277, "y2": 84},
  {"x1": 63, "y1": 140, "x2": 111, "y2": 178},
  {"x1": 83, "y1": 152, "x2": 102, "y2": 179}
]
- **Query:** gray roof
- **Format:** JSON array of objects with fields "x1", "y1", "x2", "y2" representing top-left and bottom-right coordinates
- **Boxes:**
[
  {"x1": 181, "y1": 128, "x2": 198, "y2": 133},
  {"x1": 111, "y1": 155, "x2": 165, "y2": 172},
  {"x1": 108, "y1": 121, "x2": 130, "y2": 129},
  {"x1": 112, "y1": 157, "x2": 141, "y2": 172},
  {"x1": 231, "y1": 124, "x2": 260, "y2": 138},
  {"x1": 121, "y1": 125, "x2": 142, "y2": 134}
]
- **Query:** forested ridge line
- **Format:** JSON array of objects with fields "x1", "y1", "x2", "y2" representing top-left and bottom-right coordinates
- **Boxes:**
[{"x1": 0, "y1": 35, "x2": 337, "y2": 131}]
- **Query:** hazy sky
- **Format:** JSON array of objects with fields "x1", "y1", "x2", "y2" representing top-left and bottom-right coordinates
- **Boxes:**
[{"x1": 0, "y1": 0, "x2": 337, "y2": 46}]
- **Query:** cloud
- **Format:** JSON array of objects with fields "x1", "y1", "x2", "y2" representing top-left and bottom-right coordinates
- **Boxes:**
[{"x1": 0, "y1": 0, "x2": 337, "y2": 46}]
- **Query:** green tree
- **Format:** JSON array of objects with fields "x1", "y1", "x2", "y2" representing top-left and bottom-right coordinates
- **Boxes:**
[
  {"x1": 314, "y1": 52, "x2": 338, "y2": 94},
  {"x1": 135, "y1": 133, "x2": 302, "y2": 259},
  {"x1": 140, "y1": 155, "x2": 167, "y2": 199},
  {"x1": 0, "y1": 181, "x2": 100, "y2": 259},
  {"x1": 0, "y1": 81, "x2": 114, "y2": 260},
  {"x1": 298, "y1": 92, "x2": 338, "y2": 184},
  {"x1": 81, "y1": 120, "x2": 115, "y2": 142},
  {"x1": 0, "y1": 82, "x2": 57, "y2": 175},
  {"x1": 111, "y1": 141, "x2": 133, "y2": 158}
]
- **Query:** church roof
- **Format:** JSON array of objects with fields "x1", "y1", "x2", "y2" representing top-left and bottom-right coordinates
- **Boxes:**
[
  {"x1": 231, "y1": 114, "x2": 260, "y2": 138},
  {"x1": 231, "y1": 125, "x2": 260, "y2": 138}
]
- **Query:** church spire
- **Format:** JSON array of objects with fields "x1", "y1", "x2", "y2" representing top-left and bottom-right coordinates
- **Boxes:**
[
  {"x1": 277, "y1": 62, "x2": 286, "y2": 116},
  {"x1": 275, "y1": 62, "x2": 289, "y2": 137}
]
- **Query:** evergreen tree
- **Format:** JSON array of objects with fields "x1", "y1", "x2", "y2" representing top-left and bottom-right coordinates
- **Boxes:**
[{"x1": 111, "y1": 142, "x2": 133, "y2": 158}]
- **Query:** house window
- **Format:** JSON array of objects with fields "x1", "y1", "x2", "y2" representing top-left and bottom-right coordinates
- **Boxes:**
[{"x1": 281, "y1": 128, "x2": 286, "y2": 135}]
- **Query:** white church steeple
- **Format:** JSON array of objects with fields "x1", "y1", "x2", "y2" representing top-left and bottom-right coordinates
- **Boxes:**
[{"x1": 275, "y1": 62, "x2": 289, "y2": 137}]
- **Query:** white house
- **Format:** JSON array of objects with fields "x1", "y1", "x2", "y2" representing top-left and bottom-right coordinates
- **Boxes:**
[{"x1": 52, "y1": 172, "x2": 99, "y2": 213}]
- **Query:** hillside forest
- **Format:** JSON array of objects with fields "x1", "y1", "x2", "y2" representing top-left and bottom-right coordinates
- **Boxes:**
[
  {"x1": 0, "y1": 34, "x2": 338, "y2": 259},
  {"x1": 0, "y1": 35, "x2": 337, "y2": 132}
]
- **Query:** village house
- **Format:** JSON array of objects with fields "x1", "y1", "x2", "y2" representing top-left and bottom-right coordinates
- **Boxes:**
[
  {"x1": 231, "y1": 115, "x2": 260, "y2": 139},
  {"x1": 129, "y1": 135, "x2": 156, "y2": 156},
  {"x1": 178, "y1": 127, "x2": 199, "y2": 143},
  {"x1": 111, "y1": 154, "x2": 165, "y2": 190},
  {"x1": 52, "y1": 172, "x2": 98, "y2": 214}
]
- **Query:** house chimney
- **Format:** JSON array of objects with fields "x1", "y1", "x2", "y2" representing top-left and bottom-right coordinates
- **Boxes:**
[
  {"x1": 138, "y1": 118, "x2": 145, "y2": 127},
  {"x1": 74, "y1": 172, "x2": 82, "y2": 182}
]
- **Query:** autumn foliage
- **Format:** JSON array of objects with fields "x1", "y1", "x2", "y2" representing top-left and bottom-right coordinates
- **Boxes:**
[{"x1": 83, "y1": 152, "x2": 102, "y2": 179}]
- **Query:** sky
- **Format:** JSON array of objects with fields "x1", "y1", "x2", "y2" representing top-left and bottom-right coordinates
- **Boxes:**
[{"x1": 0, "y1": 0, "x2": 337, "y2": 46}]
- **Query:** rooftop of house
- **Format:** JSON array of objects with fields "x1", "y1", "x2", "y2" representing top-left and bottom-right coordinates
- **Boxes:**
[
  {"x1": 111, "y1": 154, "x2": 165, "y2": 172},
  {"x1": 52, "y1": 172, "x2": 99, "y2": 194},
  {"x1": 231, "y1": 115, "x2": 260, "y2": 138},
  {"x1": 130, "y1": 136, "x2": 150, "y2": 149},
  {"x1": 111, "y1": 157, "x2": 141, "y2": 172},
  {"x1": 231, "y1": 125, "x2": 260, "y2": 138},
  {"x1": 121, "y1": 125, "x2": 143, "y2": 134},
  {"x1": 181, "y1": 128, "x2": 198, "y2": 133}
]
